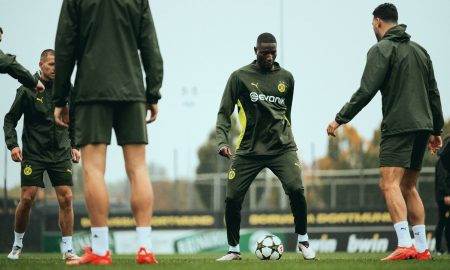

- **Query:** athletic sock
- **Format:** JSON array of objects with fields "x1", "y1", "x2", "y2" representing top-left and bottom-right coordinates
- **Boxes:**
[
  {"x1": 61, "y1": 236, "x2": 73, "y2": 253},
  {"x1": 229, "y1": 244, "x2": 240, "y2": 253},
  {"x1": 412, "y1": 224, "x2": 428, "y2": 253},
  {"x1": 394, "y1": 221, "x2": 413, "y2": 247},
  {"x1": 298, "y1": 233, "x2": 309, "y2": 243},
  {"x1": 13, "y1": 231, "x2": 25, "y2": 248},
  {"x1": 91, "y1": 227, "x2": 109, "y2": 256},
  {"x1": 136, "y1": 227, "x2": 153, "y2": 252}
]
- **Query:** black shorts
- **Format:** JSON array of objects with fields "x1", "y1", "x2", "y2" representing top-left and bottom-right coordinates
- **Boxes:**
[
  {"x1": 379, "y1": 130, "x2": 431, "y2": 170},
  {"x1": 74, "y1": 101, "x2": 148, "y2": 146},
  {"x1": 21, "y1": 160, "x2": 73, "y2": 188},
  {"x1": 226, "y1": 151, "x2": 304, "y2": 200}
]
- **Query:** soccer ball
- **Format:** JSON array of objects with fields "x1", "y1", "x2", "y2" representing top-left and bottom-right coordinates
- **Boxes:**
[{"x1": 254, "y1": 234, "x2": 283, "y2": 260}]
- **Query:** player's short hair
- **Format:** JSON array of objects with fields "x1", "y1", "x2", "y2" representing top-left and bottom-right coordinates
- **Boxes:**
[
  {"x1": 257, "y1": 32, "x2": 277, "y2": 46},
  {"x1": 0, "y1": 27, "x2": 3, "y2": 34},
  {"x1": 40, "y1": 49, "x2": 55, "y2": 61},
  {"x1": 373, "y1": 3, "x2": 398, "y2": 23}
]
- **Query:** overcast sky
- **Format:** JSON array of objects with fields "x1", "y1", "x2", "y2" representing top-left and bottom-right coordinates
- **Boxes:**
[{"x1": 1, "y1": 0, "x2": 449, "y2": 188}]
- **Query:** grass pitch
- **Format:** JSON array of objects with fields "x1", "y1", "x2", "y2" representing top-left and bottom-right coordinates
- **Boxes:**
[{"x1": 1, "y1": 252, "x2": 449, "y2": 270}]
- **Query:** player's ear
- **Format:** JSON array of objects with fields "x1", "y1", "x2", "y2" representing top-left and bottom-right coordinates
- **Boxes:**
[{"x1": 254, "y1": 47, "x2": 258, "y2": 55}]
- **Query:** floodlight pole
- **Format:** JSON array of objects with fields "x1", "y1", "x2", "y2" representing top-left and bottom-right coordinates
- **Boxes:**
[{"x1": 279, "y1": 0, "x2": 284, "y2": 65}]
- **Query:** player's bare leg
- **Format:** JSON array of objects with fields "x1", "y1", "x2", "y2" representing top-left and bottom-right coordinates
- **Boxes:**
[
  {"x1": 55, "y1": 185, "x2": 79, "y2": 260},
  {"x1": 400, "y1": 169, "x2": 431, "y2": 259},
  {"x1": 68, "y1": 144, "x2": 112, "y2": 265},
  {"x1": 123, "y1": 144, "x2": 153, "y2": 226},
  {"x1": 81, "y1": 144, "x2": 109, "y2": 227},
  {"x1": 8, "y1": 186, "x2": 38, "y2": 260},
  {"x1": 123, "y1": 144, "x2": 157, "y2": 264},
  {"x1": 379, "y1": 167, "x2": 415, "y2": 260}
]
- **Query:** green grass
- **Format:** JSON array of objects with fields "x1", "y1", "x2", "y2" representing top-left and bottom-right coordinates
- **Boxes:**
[{"x1": 1, "y1": 253, "x2": 449, "y2": 270}]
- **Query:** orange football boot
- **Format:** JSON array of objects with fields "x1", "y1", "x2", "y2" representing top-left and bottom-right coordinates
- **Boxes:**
[
  {"x1": 415, "y1": 249, "x2": 432, "y2": 260},
  {"x1": 136, "y1": 247, "x2": 158, "y2": 264},
  {"x1": 381, "y1": 246, "x2": 417, "y2": 261},
  {"x1": 66, "y1": 247, "x2": 112, "y2": 265}
]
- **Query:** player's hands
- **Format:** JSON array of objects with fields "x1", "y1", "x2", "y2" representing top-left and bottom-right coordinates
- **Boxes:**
[
  {"x1": 218, "y1": 146, "x2": 232, "y2": 159},
  {"x1": 35, "y1": 80, "x2": 45, "y2": 92},
  {"x1": 428, "y1": 135, "x2": 442, "y2": 154},
  {"x1": 444, "y1": 196, "x2": 450, "y2": 206},
  {"x1": 146, "y1": 103, "x2": 158, "y2": 124},
  {"x1": 11, "y1": 147, "x2": 22, "y2": 162},
  {"x1": 71, "y1": 148, "x2": 81, "y2": 163},
  {"x1": 54, "y1": 106, "x2": 70, "y2": 128},
  {"x1": 327, "y1": 120, "x2": 341, "y2": 137}
]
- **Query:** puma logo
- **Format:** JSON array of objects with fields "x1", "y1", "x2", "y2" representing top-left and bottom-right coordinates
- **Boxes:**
[
  {"x1": 36, "y1": 97, "x2": 44, "y2": 103},
  {"x1": 251, "y1": 82, "x2": 260, "y2": 90}
]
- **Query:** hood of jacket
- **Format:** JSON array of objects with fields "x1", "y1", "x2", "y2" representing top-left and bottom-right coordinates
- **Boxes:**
[{"x1": 382, "y1": 24, "x2": 411, "y2": 43}]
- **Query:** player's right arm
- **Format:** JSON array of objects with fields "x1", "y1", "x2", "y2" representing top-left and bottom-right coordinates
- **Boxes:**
[
  {"x1": 0, "y1": 50, "x2": 40, "y2": 89},
  {"x1": 216, "y1": 73, "x2": 239, "y2": 159},
  {"x1": 426, "y1": 59, "x2": 444, "y2": 136},
  {"x1": 3, "y1": 88, "x2": 26, "y2": 161}
]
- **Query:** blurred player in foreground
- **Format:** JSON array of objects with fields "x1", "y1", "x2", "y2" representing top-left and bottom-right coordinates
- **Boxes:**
[
  {"x1": 53, "y1": 0, "x2": 163, "y2": 265},
  {"x1": 0, "y1": 26, "x2": 44, "y2": 92}
]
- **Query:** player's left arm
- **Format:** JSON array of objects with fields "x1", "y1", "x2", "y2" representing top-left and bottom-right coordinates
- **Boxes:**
[
  {"x1": 285, "y1": 75, "x2": 294, "y2": 125},
  {"x1": 54, "y1": 0, "x2": 78, "y2": 109},
  {"x1": 139, "y1": 0, "x2": 163, "y2": 105},
  {"x1": 426, "y1": 58, "x2": 444, "y2": 136}
]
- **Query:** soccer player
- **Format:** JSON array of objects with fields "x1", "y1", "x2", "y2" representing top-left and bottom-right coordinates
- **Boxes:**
[
  {"x1": 3, "y1": 49, "x2": 80, "y2": 261},
  {"x1": 326, "y1": 3, "x2": 444, "y2": 260},
  {"x1": 0, "y1": 26, "x2": 45, "y2": 91},
  {"x1": 435, "y1": 135, "x2": 450, "y2": 255},
  {"x1": 215, "y1": 32, "x2": 316, "y2": 261},
  {"x1": 53, "y1": 0, "x2": 163, "y2": 265}
]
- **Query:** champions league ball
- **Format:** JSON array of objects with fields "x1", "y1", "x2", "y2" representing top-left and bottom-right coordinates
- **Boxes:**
[{"x1": 254, "y1": 235, "x2": 284, "y2": 260}]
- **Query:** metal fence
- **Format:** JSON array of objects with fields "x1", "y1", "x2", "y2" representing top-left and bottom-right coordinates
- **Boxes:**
[{"x1": 191, "y1": 167, "x2": 436, "y2": 212}]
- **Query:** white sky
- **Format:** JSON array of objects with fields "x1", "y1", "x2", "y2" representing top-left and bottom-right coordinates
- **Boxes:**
[{"x1": 1, "y1": 0, "x2": 449, "y2": 188}]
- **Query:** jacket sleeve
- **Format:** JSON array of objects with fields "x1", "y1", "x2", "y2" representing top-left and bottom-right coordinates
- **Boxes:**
[
  {"x1": 285, "y1": 75, "x2": 295, "y2": 125},
  {"x1": 216, "y1": 73, "x2": 239, "y2": 150},
  {"x1": 335, "y1": 45, "x2": 390, "y2": 124},
  {"x1": 3, "y1": 88, "x2": 26, "y2": 150},
  {"x1": 426, "y1": 60, "x2": 444, "y2": 136},
  {"x1": 68, "y1": 88, "x2": 78, "y2": 149},
  {"x1": 139, "y1": 0, "x2": 163, "y2": 104},
  {"x1": 54, "y1": 0, "x2": 78, "y2": 107},
  {"x1": 0, "y1": 50, "x2": 38, "y2": 89}
]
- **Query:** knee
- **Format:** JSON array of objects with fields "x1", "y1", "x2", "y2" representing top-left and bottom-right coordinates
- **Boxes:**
[
  {"x1": 20, "y1": 195, "x2": 34, "y2": 209},
  {"x1": 58, "y1": 193, "x2": 73, "y2": 210},
  {"x1": 225, "y1": 196, "x2": 243, "y2": 211},
  {"x1": 378, "y1": 179, "x2": 398, "y2": 193}
]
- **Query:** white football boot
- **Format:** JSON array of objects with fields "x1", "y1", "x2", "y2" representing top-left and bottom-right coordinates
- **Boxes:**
[
  {"x1": 298, "y1": 242, "x2": 316, "y2": 260},
  {"x1": 7, "y1": 246, "x2": 22, "y2": 260},
  {"x1": 63, "y1": 249, "x2": 81, "y2": 260},
  {"x1": 216, "y1": 252, "x2": 242, "y2": 261}
]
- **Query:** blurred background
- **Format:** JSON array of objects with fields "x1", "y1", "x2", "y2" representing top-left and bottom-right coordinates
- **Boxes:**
[{"x1": 0, "y1": 0, "x2": 449, "y2": 254}]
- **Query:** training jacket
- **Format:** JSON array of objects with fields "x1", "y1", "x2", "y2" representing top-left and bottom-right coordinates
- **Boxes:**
[
  {"x1": 436, "y1": 140, "x2": 450, "y2": 203},
  {"x1": 53, "y1": 0, "x2": 163, "y2": 106},
  {"x1": 0, "y1": 50, "x2": 38, "y2": 88},
  {"x1": 216, "y1": 61, "x2": 297, "y2": 156},
  {"x1": 336, "y1": 24, "x2": 444, "y2": 136},
  {"x1": 4, "y1": 74, "x2": 72, "y2": 163}
]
